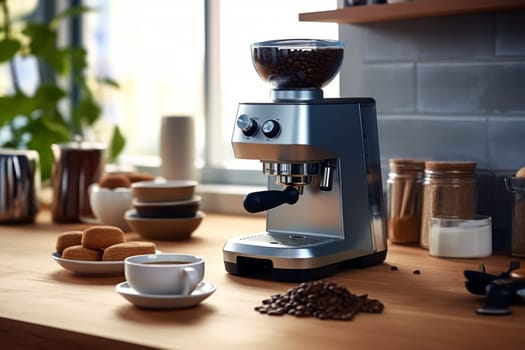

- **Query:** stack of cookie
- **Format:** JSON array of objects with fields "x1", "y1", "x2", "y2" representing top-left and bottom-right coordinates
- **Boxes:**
[
  {"x1": 124, "y1": 180, "x2": 204, "y2": 240},
  {"x1": 57, "y1": 226, "x2": 157, "y2": 262}
]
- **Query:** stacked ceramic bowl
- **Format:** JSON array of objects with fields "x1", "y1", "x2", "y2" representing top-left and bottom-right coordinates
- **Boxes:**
[{"x1": 125, "y1": 180, "x2": 204, "y2": 240}]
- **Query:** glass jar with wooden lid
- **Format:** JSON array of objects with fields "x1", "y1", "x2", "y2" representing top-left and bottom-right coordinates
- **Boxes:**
[
  {"x1": 387, "y1": 159, "x2": 425, "y2": 244},
  {"x1": 420, "y1": 161, "x2": 477, "y2": 249}
]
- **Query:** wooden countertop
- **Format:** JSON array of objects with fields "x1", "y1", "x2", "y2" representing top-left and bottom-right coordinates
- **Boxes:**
[{"x1": 1, "y1": 211, "x2": 524, "y2": 350}]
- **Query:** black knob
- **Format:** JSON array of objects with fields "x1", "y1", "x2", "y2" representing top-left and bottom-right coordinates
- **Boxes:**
[
  {"x1": 243, "y1": 186, "x2": 299, "y2": 213},
  {"x1": 262, "y1": 120, "x2": 281, "y2": 138},
  {"x1": 237, "y1": 114, "x2": 258, "y2": 136}
]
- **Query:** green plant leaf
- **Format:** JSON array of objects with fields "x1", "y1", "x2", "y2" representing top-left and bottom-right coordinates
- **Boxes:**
[
  {"x1": 64, "y1": 47, "x2": 87, "y2": 72},
  {"x1": 25, "y1": 117, "x2": 72, "y2": 181},
  {"x1": 34, "y1": 85, "x2": 66, "y2": 110},
  {"x1": 72, "y1": 94, "x2": 101, "y2": 130},
  {"x1": 0, "y1": 94, "x2": 35, "y2": 127},
  {"x1": 0, "y1": 38, "x2": 22, "y2": 62},
  {"x1": 44, "y1": 49, "x2": 68, "y2": 75},
  {"x1": 109, "y1": 125, "x2": 126, "y2": 163},
  {"x1": 98, "y1": 77, "x2": 120, "y2": 89},
  {"x1": 23, "y1": 23, "x2": 56, "y2": 57},
  {"x1": 51, "y1": 5, "x2": 95, "y2": 28},
  {"x1": 38, "y1": 116, "x2": 72, "y2": 141}
]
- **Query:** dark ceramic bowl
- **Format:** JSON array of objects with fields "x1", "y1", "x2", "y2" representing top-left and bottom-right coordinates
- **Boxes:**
[
  {"x1": 125, "y1": 209, "x2": 204, "y2": 241},
  {"x1": 132, "y1": 196, "x2": 201, "y2": 218}
]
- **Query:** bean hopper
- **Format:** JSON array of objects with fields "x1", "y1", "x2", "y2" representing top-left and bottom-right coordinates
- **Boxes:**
[{"x1": 223, "y1": 39, "x2": 387, "y2": 281}]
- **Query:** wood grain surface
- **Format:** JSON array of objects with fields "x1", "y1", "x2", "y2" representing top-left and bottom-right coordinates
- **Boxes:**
[{"x1": 0, "y1": 211, "x2": 523, "y2": 349}]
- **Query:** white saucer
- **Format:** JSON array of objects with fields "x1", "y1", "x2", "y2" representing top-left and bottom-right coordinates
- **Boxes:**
[
  {"x1": 116, "y1": 280, "x2": 216, "y2": 309},
  {"x1": 52, "y1": 251, "x2": 124, "y2": 276},
  {"x1": 52, "y1": 250, "x2": 161, "y2": 277}
]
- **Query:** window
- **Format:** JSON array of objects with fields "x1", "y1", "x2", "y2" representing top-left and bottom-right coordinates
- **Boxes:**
[{"x1": 85, "y1": 0, "x2": 339, "y2": 185}]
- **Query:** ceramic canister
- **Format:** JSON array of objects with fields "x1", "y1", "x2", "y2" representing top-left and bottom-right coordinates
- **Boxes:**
[{"x1": 0, "y1": 149, "x2": 41, "y2": 223}]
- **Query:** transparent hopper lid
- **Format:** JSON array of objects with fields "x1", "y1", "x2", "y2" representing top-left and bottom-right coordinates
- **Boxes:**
[{"x1": 251, "y1": 39, "x2": 344, "y2": 90}]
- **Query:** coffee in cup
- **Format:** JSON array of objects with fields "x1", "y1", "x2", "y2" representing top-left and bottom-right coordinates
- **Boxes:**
[{"x1": 125, "y1": 253, "x2": 204, "y2": 295}]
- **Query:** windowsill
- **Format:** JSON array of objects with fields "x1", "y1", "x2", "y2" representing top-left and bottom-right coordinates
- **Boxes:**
[{"x1": 197, "y1": 183, "x2": 265, "y2": 217}]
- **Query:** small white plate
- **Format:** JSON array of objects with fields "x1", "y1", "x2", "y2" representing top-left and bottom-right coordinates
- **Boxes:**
[
  {"x1": 116, "y1": 280, "x2": 216, "y2": 309},
  {"x1": 52, "y1": 251, "x2": 124, "y2": 276}
]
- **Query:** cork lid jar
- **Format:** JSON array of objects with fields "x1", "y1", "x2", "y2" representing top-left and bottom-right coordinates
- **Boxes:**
[
  {"x1": 387, "y1": 159, "x2": 426, "y2": 244},
  {"x1": 424, "y1": 161, "x2": 476, "y2": 179},
  {"x1": 420, "y1": 161, "x2": 477, "y2": 249}
]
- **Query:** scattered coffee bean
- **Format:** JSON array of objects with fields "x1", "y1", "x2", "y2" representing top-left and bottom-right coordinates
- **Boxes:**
[
  {"x1": 390, "y1": 265, "x2": 398, "y2": 271},
  {"x1": 413, "y1": 269, "x2": 421, "y2": 275},
  {"x1": 254, "y1": 280, "x2": 383, "y2": 321}
]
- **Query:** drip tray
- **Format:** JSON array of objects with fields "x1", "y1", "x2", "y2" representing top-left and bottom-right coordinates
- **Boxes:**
[{"x1": 238, "y1": 233, "x2": 335, "y2": 248}]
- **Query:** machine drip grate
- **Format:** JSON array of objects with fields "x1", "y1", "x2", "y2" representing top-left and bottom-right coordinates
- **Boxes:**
[{"x1": 239, "y1": 233, "x2": 333, "y2": 248}]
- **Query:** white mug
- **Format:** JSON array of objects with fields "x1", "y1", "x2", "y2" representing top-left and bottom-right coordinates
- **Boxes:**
[
  {"x1": 159, "y1": 116, "x2": 195, "y2": 180},
  {"x1": 125, "y1": 253, "x2": 204, "y2": 295}
]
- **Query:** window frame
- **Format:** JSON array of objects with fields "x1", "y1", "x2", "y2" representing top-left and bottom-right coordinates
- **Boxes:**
[{"x1": 201, "y1": 0, "x2": 265, "y2": 186}]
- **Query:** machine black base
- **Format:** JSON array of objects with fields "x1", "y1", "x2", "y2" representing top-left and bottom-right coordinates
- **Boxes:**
[{"x1": 224, "y1": 249, "x2": 387, "y2": 282}]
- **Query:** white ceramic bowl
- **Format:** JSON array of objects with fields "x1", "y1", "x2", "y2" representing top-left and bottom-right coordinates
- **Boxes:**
[
  {"x1": 131, "y1": 180, "x2": 197, "y2": 203},
  {"x1": 89, "y1": 183, "x2": 133, "y2": 231}
]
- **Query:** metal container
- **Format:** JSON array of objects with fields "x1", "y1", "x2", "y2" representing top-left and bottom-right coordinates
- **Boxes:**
[
  {"x1": 51, "y1": 141, "x2": 105, "y2": 223},
  {"x1": 0, "y1": 149, "x2": 40, "y2": 223},
  {"x1": 504, "y1": 177, "x2": 525, "y2": 257}
]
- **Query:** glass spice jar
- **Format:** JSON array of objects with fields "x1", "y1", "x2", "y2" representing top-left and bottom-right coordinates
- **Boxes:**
[
  {"x1": 420, "y1": 161, "x2": 477, "y2": 249},
  {"x1": 387, "y1": 159, "x2": 425, "y2": 244}
]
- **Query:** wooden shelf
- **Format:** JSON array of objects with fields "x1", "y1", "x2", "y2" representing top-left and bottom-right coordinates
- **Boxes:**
[{"x1": 299, "y1": 0, "x2": 525, "y2": 24}]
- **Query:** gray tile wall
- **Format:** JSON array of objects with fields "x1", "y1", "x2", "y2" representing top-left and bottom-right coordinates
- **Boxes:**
[{"x1": 339, "y1": 10, "x2": 525, "y2": 253}]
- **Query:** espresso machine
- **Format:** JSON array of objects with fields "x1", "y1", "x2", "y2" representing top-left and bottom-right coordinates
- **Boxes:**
[{"x1": 223, "y1": 39, "x2": 387, "y2": 281}]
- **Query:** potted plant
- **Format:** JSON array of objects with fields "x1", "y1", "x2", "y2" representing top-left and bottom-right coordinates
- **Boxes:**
[{"x1": 0, "y1": 0, "x2": 125, "y2": 182}]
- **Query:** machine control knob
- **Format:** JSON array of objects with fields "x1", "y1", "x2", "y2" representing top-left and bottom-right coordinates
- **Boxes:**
[
  {"x1": 262, "y1": 120, "x2": 281, "y2": 138},
  {"x1": 237, "y1": 114, "x2": 258, "y2": 136}
]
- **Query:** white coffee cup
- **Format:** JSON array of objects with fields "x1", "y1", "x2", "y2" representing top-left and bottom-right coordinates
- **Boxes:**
[
  {"x1": 160, "y1": 116, "x2": 195, "y2": 180},
  {"x1": 125, "y1": 253, "x2": 204, "y2": 295}
]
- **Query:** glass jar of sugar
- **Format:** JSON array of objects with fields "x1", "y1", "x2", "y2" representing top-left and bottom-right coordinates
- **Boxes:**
[
  {"x1": 429, "y1": 216, "x2": 492, "y2": 258},
  {"x1": 420, "y1": 161, "x2": 477, "y2": 249}
]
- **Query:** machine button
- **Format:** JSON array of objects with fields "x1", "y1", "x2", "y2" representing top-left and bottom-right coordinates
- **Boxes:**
[
  {"x1": 237, "y1": 114, "x2": 258, "y2": 136},
  {"x1": 262, "y1": 120, "x2": 281, "y2": 138}
]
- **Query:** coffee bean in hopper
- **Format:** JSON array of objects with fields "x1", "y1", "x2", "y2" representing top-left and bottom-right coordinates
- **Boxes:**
[{"x1": 254, "y1": 280, "x2": 383, "y2": 321}]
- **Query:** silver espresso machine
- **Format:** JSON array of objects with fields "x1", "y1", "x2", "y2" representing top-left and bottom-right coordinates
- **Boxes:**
[{"x1": 223, "y1": 39, "x2": 387, "y2": 281}]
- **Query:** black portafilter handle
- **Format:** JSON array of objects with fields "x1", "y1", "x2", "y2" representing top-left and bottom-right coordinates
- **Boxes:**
[{"x1": 243, "y1": 186, "x2": 300, "y2": 213}]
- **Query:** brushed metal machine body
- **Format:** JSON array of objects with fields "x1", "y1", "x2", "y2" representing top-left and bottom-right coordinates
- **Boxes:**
[{"x1": 223, "y1": 39, "x2": 387, "y2": 281}]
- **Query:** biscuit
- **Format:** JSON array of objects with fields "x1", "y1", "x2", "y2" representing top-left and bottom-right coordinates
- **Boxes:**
[
  {"x1": 62, "y1": 245, "x2": 102, "y2": 261},
  {"x1": 126, "y1": 172, "x2": 155, "y2": 183},
  {"x1": 102, "y1": 241, "x2": 157, "y2": 261},
  {"x1": 98, "y1": 173, "x2": 131, "y2": 189},
  {"x1": 56, "y1": 231, "x2": 83, "y2": 253},
  {"x1": 82, "y1": 225, "x2": 125, "y2": 249}
]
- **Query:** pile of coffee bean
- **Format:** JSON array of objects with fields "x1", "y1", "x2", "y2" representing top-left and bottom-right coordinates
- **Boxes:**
[
  {"x1": 254, "y1": 280, "x2": 383, "y2": 321},
  {"x1": 253, "y1": 47, "x2": 343, "y2": 89}
]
